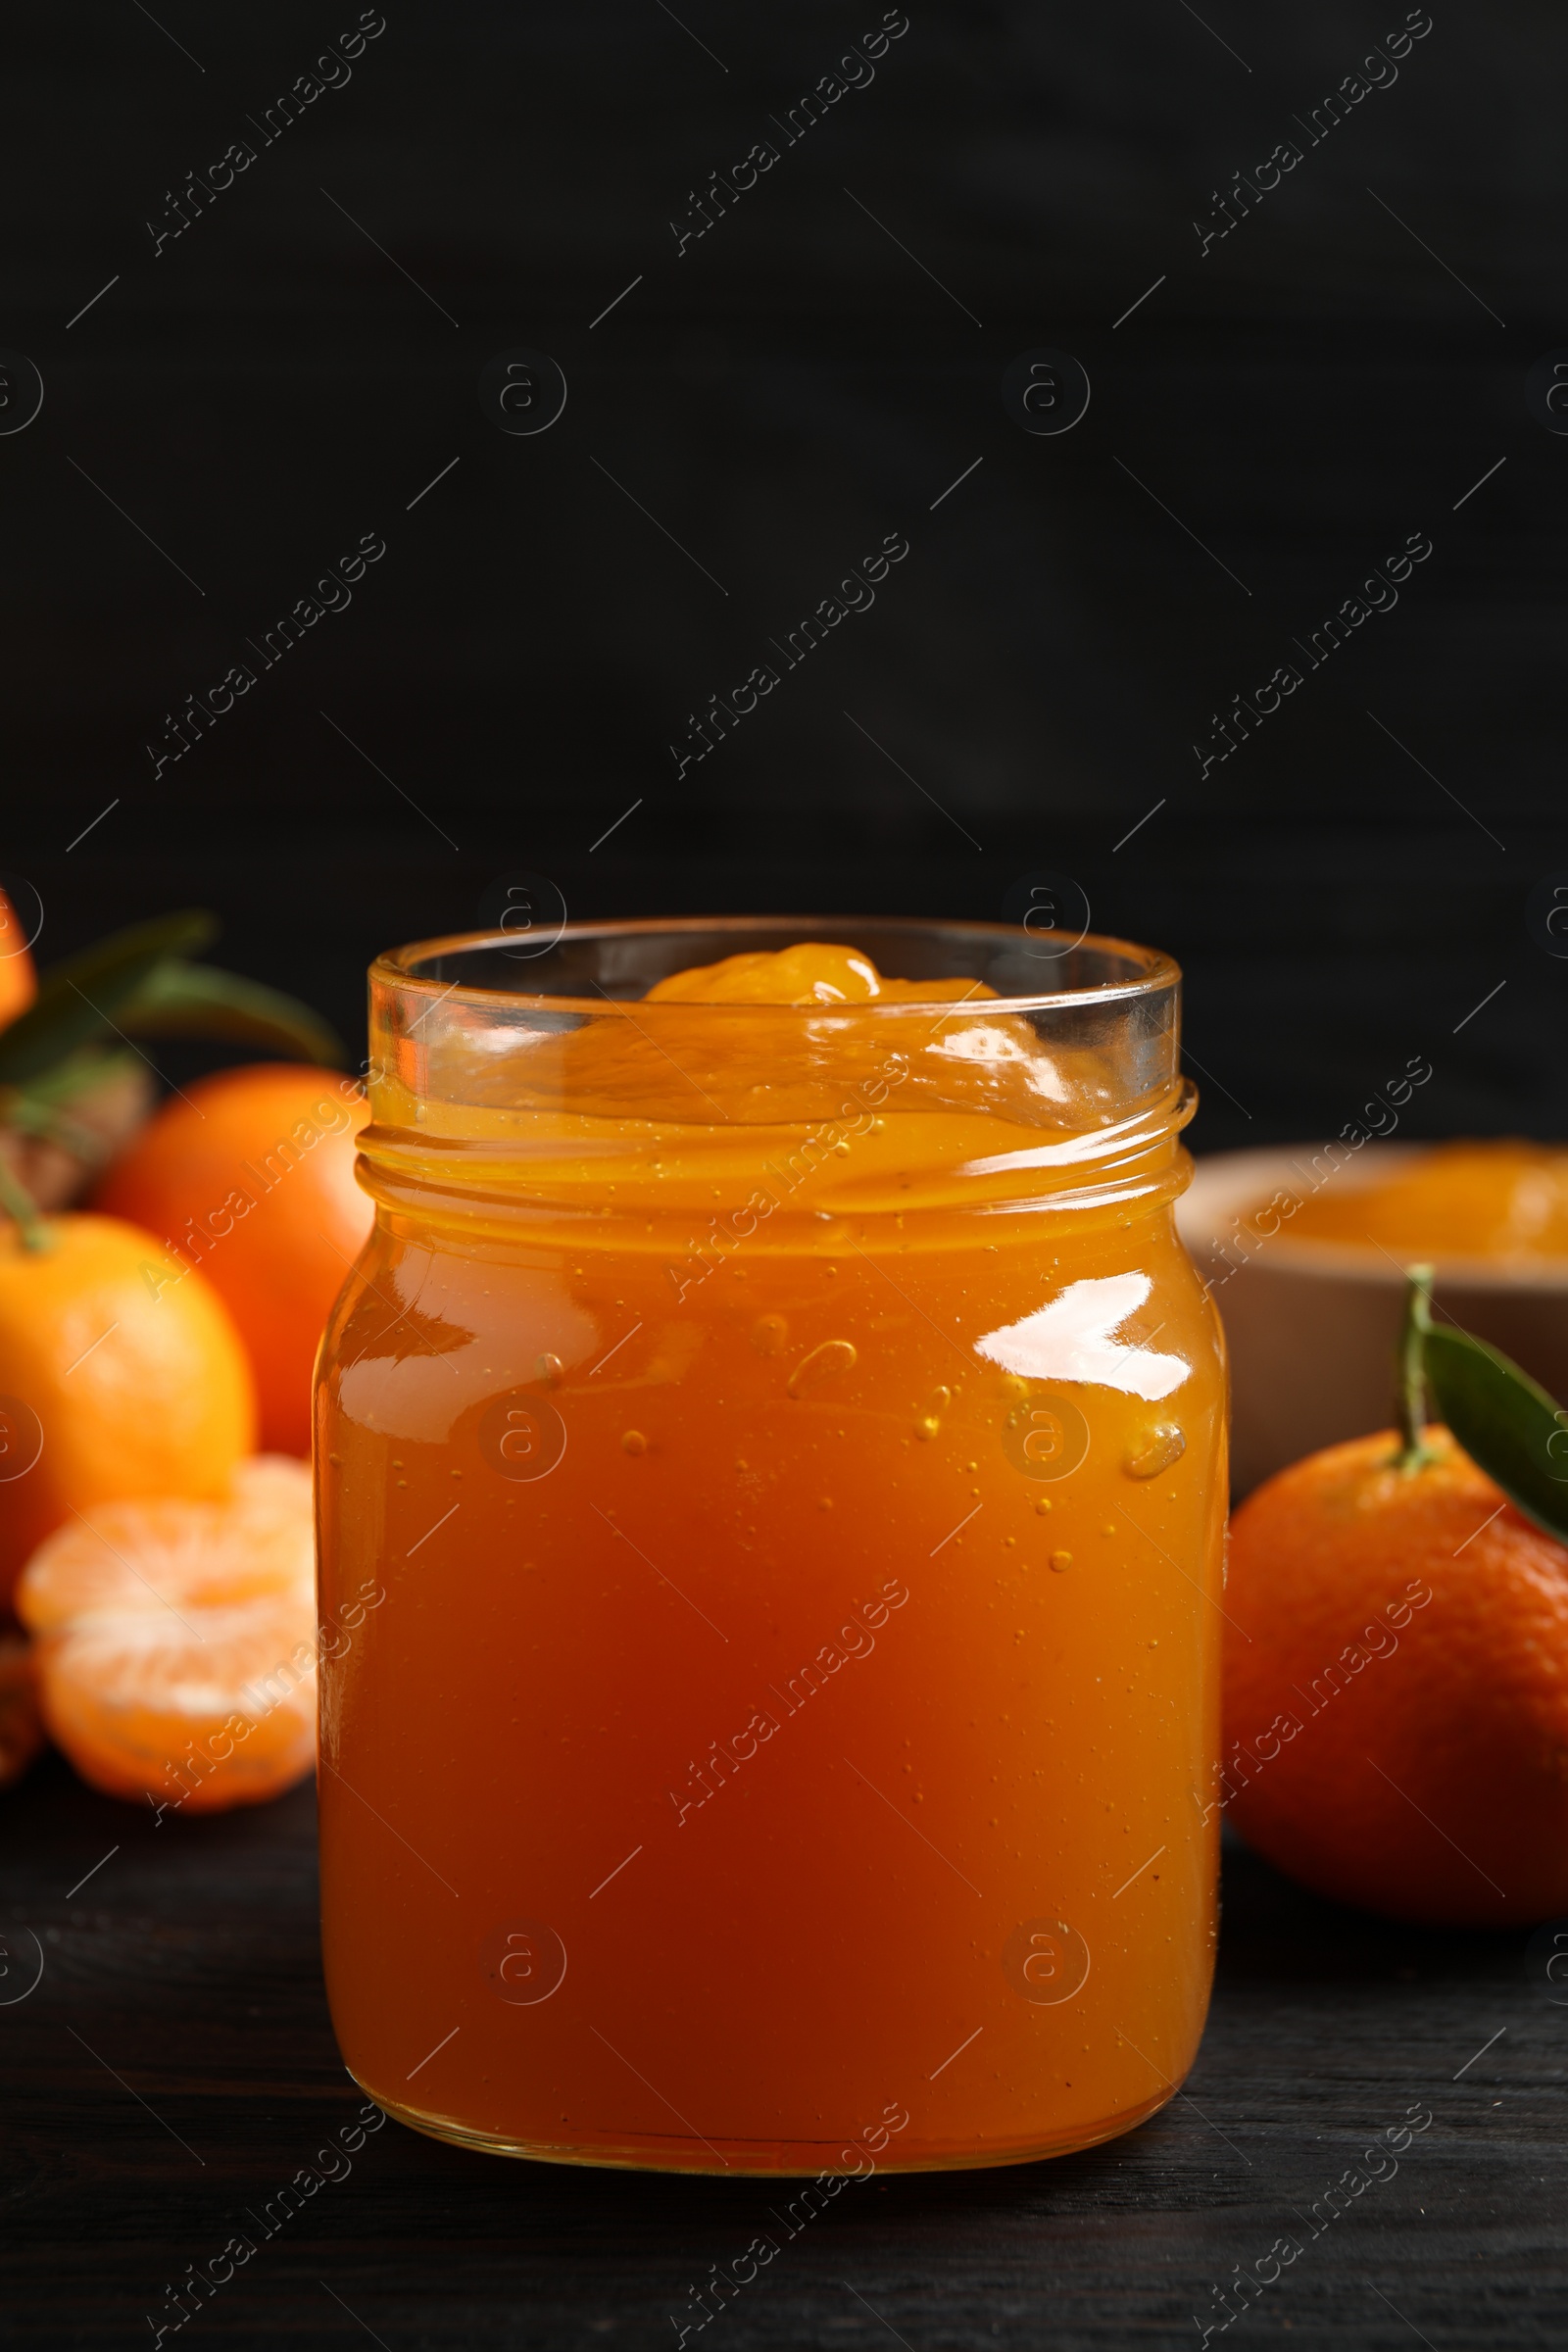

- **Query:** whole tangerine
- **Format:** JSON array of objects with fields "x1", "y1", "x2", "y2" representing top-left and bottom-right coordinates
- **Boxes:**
[
  {"x1": 94, "y1": 1063, "x2": 371, "y2": 1455},
  {"x1": 0, "y1": 1212, "x2": 257, "y2": 1610},
  {"x1": 1223, "y1": 1424, "x2": 1568, "y2": 1927}
]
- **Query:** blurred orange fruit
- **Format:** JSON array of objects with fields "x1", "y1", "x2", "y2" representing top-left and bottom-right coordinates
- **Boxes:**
[
  {"x1": 17, "y1": 1454, "x2": 317, "y2": 1809},
  {"x1": 0, "y1": 886, "x2": 38, "y2": 1030},
  {"x1": 93, "y1": 1064, "x2": 371, "y2": 1455},
  {"x1": 0, "y1": 1213, "x2": 256, "y2": 1611},
  {"x1": 1224, "y1": 1424, "x2": 1568, "y2": 1927}
]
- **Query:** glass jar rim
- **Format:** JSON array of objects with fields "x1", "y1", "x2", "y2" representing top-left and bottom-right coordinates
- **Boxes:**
[{"x1": 371, "y1": 915, "x2": 1181, "y2": 1018}]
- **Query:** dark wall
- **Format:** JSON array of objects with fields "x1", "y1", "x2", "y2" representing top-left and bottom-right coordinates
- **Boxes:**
[{"x1": 6, "y1": 0, "x2": 1564, "y2": 1151}]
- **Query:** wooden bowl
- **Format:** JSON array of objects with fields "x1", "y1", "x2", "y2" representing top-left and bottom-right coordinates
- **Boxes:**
[{"x1": 1175, "y1": 1145, "x2": 1568, "y2": 1498}]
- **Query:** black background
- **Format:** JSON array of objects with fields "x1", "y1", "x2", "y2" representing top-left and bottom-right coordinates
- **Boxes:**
[{"x1": 6, "y1": 1, "x2": 1565, "y2": 1149}]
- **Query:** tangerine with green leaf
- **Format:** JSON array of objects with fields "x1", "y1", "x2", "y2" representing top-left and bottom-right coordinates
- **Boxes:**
[
  {"x1": 1223, "y1": 1269, "x2": 1568, "y2": 1927},
  {"x1": 0, "y1": 906, "x2": 340, "y2": 1213}
]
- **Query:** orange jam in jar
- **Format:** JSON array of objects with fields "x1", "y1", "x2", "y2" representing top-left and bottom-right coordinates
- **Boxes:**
[{"x1": 316, "y1": 919, "x2": 1227, "y2": 2174}]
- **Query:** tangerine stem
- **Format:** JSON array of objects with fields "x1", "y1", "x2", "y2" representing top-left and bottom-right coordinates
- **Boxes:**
[
  {"x1": 0, "y1": 1151, "x2": 52, "y2": 1251},
  {"x1": 1396, "y1": 1262, "x2": 1436, "y2": 1472}
]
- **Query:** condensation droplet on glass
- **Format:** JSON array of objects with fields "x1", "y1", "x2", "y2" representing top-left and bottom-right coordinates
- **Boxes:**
[
  {"x1": 1050, "y1": 1549, "x2": 1073, "y2": 1573},
  {"x1": 621, "y1": 1430, "x2": 648, "y2": 1455},
  {"x1": 537, "y1": 1351, "x2": 564, "y2": 1388},
  {"x1": 751, "y1": 1313, "x2": 788, "y2": 1356},
  {"x1": 914, "y1": 1383, "x2": 950, "y2": 1440},
  {"x1": 1124, "y1": 1421, "x2": 1186, "y2": 1480},
  {"x1": 787, "y1": 1339, "x2": 858, "y2": 1398}
]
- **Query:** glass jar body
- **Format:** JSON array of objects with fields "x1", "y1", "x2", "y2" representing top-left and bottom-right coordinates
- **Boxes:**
[{"x1": 317, "y1": 1137, "x2": 1225, "y2": 2173}]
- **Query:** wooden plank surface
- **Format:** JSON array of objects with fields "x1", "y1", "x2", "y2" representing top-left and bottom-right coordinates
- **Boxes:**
[{"x1": 2, "y1": 1752, "x2": 1562, "y2": 2348}]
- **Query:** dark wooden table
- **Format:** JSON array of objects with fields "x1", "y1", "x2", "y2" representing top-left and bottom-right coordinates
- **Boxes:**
[{"x1": 3, "y1": 1752, "x2": 1562, "y2": 2349}]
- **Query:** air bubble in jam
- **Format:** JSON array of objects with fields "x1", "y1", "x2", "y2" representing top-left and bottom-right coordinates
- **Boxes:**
[
  {"x1": 787, "y1": 1339, "x2": 858, "y2": 1398},
  {"x1": 751, "y1": 1313, "x2": 788, "y2": 1356},
  {"x1": 1124, "y1": 1422, "x2": 1186, "y2": 1480},
  {"x1": 621, "y1": 1430, "x2": 648, "y2": 1455},
  {"x1": 915, "y1": 1384, "x2": 951, "y2": 1440}
]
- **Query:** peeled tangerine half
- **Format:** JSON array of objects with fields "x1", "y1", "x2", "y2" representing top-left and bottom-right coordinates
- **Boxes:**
[{"x1": 16, "y1": 1456, "x2": 317, "y2": 1813}]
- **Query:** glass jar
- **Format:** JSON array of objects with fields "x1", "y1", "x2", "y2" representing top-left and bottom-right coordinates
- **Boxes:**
[{"x1": 316, "y1": 917, "x2": 1226, "y2": 2175}]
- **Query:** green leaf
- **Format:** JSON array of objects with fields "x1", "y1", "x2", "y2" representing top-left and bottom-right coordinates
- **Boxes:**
[
  {"x1": 5, "y1": 1043, "x2": 136, "y2": 1112},
  {"x1": 0, "y1": 911, "x2": 218, "y2": 1086},
  {"x1": 1424, "y1": 1321, "x2": 1568, "y2": 1545},
  {"x1": 118, "y1": 961, "x2": 343, "y2": 1065}
]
